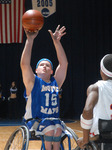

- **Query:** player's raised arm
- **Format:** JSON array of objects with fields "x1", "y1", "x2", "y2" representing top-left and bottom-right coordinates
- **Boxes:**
[
  {"x1": 48, "y1": 25, "x2": 68, "y2": 89},
  {"x1": 20, "y1": 30, "x2": 39, "y2": 95},
  {"x1": 21, "y1": 10, "x2": 44, "y2": 95}
]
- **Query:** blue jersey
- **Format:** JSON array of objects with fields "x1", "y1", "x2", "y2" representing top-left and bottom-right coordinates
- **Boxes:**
[{"x1": 24, "y1": 75, "x2": 60, "y2": 120}]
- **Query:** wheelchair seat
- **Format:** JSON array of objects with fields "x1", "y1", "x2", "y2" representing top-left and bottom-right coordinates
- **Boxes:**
[
  {"x1": 93, "y1": 119, "x2": 112, "y2": 150},
  {"x1": 98, "y1": 119, "x2": 112, "y2": 142}
]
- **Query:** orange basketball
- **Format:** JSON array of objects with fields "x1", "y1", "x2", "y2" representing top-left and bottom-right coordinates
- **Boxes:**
[{"x1": 22, "y1": 10, "x2": 44, "y2": 31}]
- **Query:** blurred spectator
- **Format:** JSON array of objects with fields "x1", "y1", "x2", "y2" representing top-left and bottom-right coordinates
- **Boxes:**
[{"x1": 8, "y1": 81, "x2": 18, "y2": 119}]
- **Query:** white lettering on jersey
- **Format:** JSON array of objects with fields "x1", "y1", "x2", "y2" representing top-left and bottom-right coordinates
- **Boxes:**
[
  {"x1": 41, "y1": 106, "x2": 48, "y2": 114},
  {"x1": 41, "y1": 85, "x2": 58, "y2": 92},
  {"x1": 41, "y1": 106, "x2": 59, "y2": 114},
  {"x1": 48, "y1": 108, "x2": 53, "y2": 114}
]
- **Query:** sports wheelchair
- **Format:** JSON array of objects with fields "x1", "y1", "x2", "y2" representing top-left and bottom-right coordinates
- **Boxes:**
[
  {"x1": 75, "y1": 119, "x2": 112, "y2": 150},
  {"x1": 4, "y1": 119, "x2": 112, "y2": 150},
  {"x1": 4, "y1": 118, "x2": 79, "y2": 150}
]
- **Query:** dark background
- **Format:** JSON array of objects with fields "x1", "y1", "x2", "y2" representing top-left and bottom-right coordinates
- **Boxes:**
[{"x1": 0, "y1": 0, "x2": 112, "y2": 120}]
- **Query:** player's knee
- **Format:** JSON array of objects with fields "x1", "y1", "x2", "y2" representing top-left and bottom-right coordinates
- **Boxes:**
[{"x1": 55, "y1": 127, "x2": 62, "y2": 136}]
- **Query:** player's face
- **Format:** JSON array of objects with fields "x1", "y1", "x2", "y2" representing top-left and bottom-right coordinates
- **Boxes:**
[{"x1": 36, "y1": 61, "x2": 53, "y2": 76}]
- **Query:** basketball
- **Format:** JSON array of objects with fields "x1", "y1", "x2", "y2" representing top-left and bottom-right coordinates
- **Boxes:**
[{"x1": 22, "y1": 10, "x2": 44, "y2": 31}]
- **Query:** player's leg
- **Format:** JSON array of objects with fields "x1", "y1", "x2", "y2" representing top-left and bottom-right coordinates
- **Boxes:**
[
  {"x1": 37, "y1": 119, "x2": 55, "y2": 150},
  {"x1": 44, "y1": 130, "x2": 54, "y2": 150},
  {"x1": 53, "y1": 127, "x2": 62, "y2": 150}
]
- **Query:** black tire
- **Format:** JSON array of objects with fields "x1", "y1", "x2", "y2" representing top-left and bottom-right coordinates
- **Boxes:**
[
  {"x1": 21, "y1": 126, "x2": 29, "y2": 150},
  {"x1": 4, "y1": 125, "x2": 29, "y2": 150},
  {"x1": 75, "y1": 141, "x2": 97, "y2": 150}
]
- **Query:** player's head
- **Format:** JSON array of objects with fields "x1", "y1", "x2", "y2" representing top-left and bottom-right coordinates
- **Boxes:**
[
  {"x1": 36, "y1": 58, "x2": 53, "y2": 70},
  {"x1": 100, "y1": 54, "x2": 112, "y2": 79},
  {"x1": 35, "y1": 58, "x2": 53, "y2": 76}
]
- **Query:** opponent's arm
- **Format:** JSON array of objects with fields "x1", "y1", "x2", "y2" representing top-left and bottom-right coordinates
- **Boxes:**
[
  {"x1": 20, "y1": 30, "x2": 39, "y2": 95},
  {"x1": 77, "y1": 83, "x2": 98, "y2": 148},
  {"x1": 48, "y1": 25, "x2": 68, "y2": 89}
]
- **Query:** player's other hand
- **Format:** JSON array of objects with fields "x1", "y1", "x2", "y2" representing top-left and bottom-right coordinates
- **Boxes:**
[{"x1": 48, "y1": 25, "x2": 66, "y2": 41}]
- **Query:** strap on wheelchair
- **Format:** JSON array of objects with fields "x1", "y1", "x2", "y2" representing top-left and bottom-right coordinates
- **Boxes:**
[
  {"x1": 53, "y1": 136, "x2": 61, "y2": 142},
  {"x1": 44, "y1": 135, "x2": 61, "y2": 142},
  {"x1": 44, "y1": 135, "x2": 54, "y2": 142},
  {"x1": 25, "y1": 117, "x2": 42, "y2": 123}
]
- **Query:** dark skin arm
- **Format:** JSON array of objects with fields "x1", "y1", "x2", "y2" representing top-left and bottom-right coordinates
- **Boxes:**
[{"x1": 77, "y1": 83, "x2": 98, "y2": 148}]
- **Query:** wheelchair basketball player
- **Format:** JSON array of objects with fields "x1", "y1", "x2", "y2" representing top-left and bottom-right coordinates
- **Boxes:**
[
  {"x1": 77, "y1": 54, "x2": 112, "y2": 149},
  {"x1": 20, "y1": 25, "x2": 68, "y2": 150}
]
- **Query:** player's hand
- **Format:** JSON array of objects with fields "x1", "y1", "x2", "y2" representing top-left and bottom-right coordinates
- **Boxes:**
[
  {"x1": 77, "y1": 137, "x2": 89, "y2": 149},
  {"x1": 24, "y1": 29, "x2": 39, "y2": 40},
  {"x1": 48, "y1": 25, "x2": 66, "y2": 41}
]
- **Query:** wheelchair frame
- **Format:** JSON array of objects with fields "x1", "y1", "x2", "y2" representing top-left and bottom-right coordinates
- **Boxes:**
[{"x1": 4, "y1": 120, "x2": 79, "y2": 150}]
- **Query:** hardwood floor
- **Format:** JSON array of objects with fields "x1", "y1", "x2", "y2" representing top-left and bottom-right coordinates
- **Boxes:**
[{"x1": 0, "y1": 120, "x2": 83, "y2": 150}]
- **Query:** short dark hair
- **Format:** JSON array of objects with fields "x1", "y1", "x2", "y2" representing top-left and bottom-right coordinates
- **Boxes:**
[{"x1": 103, "y1": 54, "x2": 112, "y2": 72}]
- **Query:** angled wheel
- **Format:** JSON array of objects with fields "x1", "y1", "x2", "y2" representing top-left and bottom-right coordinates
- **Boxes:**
[
  {"x1": 4, "y1": 125, "x2": 29, "y2": 150},
  {"x1": 60, "y1": 126, "x2": 79, "y2": 150}
]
